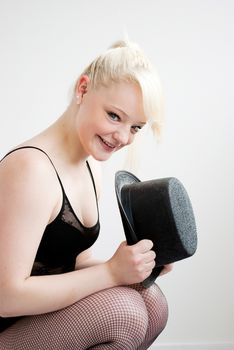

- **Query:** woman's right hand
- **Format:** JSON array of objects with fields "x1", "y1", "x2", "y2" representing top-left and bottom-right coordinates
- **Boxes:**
[{"x1": 107, "y1": 240, "x2": 156, "y2": 285}]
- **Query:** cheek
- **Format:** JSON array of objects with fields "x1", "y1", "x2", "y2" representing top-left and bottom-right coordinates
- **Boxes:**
[
  {"x1": 78, "y1": 102, "x2": 100, "y2": 129},
  {"x1": 76, "y1": 103, "x2": 113, "y2": 138},
  {"x1": 76, "y1": 114, "x2": 100, "y2": 145},
  {"x1": 76, "y1": 105, "x2": 94, "y2": 131}
]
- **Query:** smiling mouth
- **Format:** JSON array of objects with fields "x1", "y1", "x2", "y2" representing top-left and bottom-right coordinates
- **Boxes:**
[{"x1": 98, "y1": 136, "x2": 118, "y2": 150}]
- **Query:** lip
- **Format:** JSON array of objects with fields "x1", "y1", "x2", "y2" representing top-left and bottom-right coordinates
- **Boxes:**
[{"x1": 98, "y1": 136, "x2": 118, "y2": 152}]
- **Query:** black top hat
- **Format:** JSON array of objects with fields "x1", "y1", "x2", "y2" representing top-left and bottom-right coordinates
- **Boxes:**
[{"x1": 115, "y1": 170, "x2": 197, "y2": 288}]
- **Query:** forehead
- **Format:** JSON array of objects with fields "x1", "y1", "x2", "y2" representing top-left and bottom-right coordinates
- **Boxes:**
[{"x1": 95, "y1": 81, "x2": 147, "y2": 122}]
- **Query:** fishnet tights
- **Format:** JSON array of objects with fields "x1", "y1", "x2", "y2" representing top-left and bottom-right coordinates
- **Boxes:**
[{"x1": 0, "y1": 283, "x2": 168, "y2": 350}]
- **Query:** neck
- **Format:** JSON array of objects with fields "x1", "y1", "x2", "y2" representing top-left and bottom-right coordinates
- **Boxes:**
[
  {"x1": 53, "y1": 102, "x2": 88, "y2": 164},
  {"x1": 24, "y1": 99, "x2": 89, "y2": 166}
]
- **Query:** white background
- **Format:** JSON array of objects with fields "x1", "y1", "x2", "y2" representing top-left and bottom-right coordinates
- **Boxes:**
[{"x1": 0, "y1": 0, "x2": 233, "y2": 346}]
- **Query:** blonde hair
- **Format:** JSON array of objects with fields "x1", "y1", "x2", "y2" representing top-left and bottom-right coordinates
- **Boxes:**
[{"x1": 79, "y1": 39, "x2": 164, "y2": 137}]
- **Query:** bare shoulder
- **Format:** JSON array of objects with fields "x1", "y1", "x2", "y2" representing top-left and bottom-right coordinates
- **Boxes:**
[
  {"x1": 0, "y1": 148, "x2": 57, "y2": 185},
  {"x1": 0, "y1": 148, "x2": 61, "y2": 219},
  {"x1": 87, "y1": 156, "x2": 102, "y2": 198}
]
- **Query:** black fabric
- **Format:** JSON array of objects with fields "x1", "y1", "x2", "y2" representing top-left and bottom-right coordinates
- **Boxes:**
[{"x1": 0, "y1": 146, "x2": 100, "y2": 332}]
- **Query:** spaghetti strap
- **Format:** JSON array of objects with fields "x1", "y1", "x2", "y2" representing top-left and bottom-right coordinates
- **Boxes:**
[
  {"x1": 1, "y1": 146, "x2": 65, "y2": 195},
  {"x1": 86, "y1": 160, "x2": 98, "y2": 200}
]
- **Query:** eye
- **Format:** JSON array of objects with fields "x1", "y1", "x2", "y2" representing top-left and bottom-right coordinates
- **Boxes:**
[
  {"x1": 131, "y1": 125, "x2": 142, "y2": 134},
  {"x1": 107, "y1": 112, "x2": 120, "y2": 121}
]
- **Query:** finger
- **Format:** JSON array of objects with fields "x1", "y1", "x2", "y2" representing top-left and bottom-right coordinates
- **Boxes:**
[
  {"x1": 143, "y1": 250, "x2": 156, "y2": 263},
  {"x1": 134, "y1": 239, "x2": 153, "y2": 253},
  {"x1": 144, "y1": 259, "x2": 156, "y2": 272},
  {"x1": 159, "y1": 263, "x2": 174, "y2": 276}
]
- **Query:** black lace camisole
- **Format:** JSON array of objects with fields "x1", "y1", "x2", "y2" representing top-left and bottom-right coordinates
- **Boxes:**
[{"x1": 0, "y1": 146, "x2": 100, "y2": 332}]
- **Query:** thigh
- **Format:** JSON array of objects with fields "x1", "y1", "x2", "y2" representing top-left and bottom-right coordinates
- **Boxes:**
[{"x1": 0, "y1": 286, "x2": 149, "y2": 350}]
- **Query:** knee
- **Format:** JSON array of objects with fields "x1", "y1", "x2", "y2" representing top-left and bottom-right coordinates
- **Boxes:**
[
  {"x1": 145, "y1": 284, "x2": 169, "y2": 333},
  {"x1": 100, "y1": 287, "x2": 149, "y2": 346}
]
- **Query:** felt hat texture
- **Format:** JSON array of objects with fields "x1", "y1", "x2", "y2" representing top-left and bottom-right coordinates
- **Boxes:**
[{"x1": 115, "y1": 170, "x2": 197, "y2": 288}]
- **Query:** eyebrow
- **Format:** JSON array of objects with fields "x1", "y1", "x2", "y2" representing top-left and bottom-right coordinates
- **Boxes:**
[{"x1": 109, "y1": 104, "x2": 146, "y2": 125}]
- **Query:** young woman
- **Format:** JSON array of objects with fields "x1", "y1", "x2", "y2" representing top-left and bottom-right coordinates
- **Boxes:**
[{"x1": 0, "y1": 39, "x2": 171, "y2": 349}]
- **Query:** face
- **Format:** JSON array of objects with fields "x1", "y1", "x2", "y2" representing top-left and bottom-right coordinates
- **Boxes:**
[{"x1": 75, "y1": 78, "x2": 147, "y2": 161}]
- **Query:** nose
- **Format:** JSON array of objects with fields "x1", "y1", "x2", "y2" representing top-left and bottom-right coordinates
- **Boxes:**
[{"x1": 113, "y1": 126, "x2": 132, "y2": 146}]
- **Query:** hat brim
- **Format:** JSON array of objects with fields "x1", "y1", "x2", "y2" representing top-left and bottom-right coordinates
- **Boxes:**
[
  {"x1": 115, "y1": 170, "x2": 140, "y2": 245},
  {"x1": 115, "y1": 170, "x2": 164, "y2": 288}
]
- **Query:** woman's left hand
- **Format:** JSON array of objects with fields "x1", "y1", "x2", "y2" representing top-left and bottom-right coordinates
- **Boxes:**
[{"x1": 159, "y1": 263, "x2": 174, "y2": 276}]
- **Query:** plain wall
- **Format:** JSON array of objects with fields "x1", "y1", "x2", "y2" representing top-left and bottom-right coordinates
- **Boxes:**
[{"x1": 0, "y1": 0, "x2": 233, "y2": 345}]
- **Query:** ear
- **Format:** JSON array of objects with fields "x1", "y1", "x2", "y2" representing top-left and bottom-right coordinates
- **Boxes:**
[{"x1": 75, "y1": 75, "x2": 90, "y2": 100}]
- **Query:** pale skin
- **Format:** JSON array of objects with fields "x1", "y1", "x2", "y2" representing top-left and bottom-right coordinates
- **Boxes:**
[{"x1": 0, "y1": 75, "x2": 173, "y2": 318}]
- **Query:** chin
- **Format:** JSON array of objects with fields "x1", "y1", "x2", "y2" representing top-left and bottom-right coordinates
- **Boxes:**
[
  {"x1": 92, "y1": 154, "x2": 113, "y2": 162},
  {"x1": 91, "y1": 152, "x2": 113, "y2": 162}
]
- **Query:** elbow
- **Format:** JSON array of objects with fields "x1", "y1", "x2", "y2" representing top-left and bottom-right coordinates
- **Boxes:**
[
  {"x1": 0, "y1": 309, "x2": 11, "y2": 318},
  {"x1": 0, "y1": 285, "x2": 24, "y2": 318},
  {"x1": 0, "y1": 289, "x2": 9, "y2": 317},
  {"x1": 0, "y1": 302, "x2": 22, "y2": 319},
  {"x1": 0, "y1": 295, "x2": 16, "y2": 318},
  {"x1": 0, "y1": 298, "x2": 12, "y2": 318}
]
